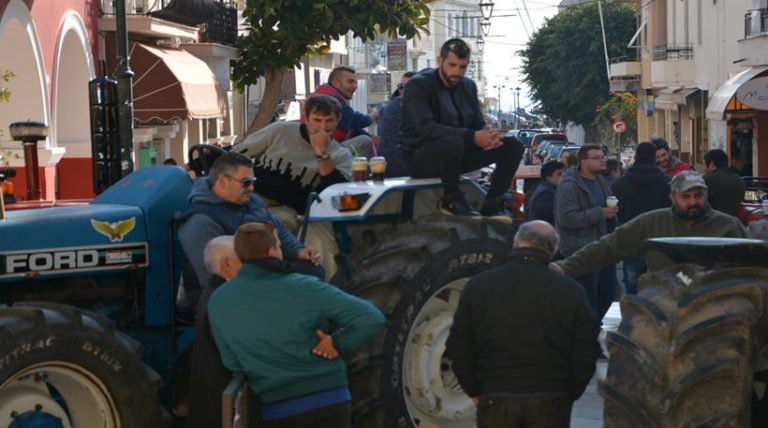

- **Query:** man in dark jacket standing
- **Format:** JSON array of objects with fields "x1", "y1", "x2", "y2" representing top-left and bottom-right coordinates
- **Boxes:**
[
  {"x1": 611, "y1": 142, "x2": 670, "y2": 294},
  {"x1": 446, "y1": 221, "x2": 600, "y2": 427},
  {"x1": 703, "y1": 148, "x2": 745, "y2": 216},
  {"x1": 529, "y1": 160, "x2": 565, "y2": 225},
  {"x1": 400, "y1": 38, "x2": 524, "y2": 218}
]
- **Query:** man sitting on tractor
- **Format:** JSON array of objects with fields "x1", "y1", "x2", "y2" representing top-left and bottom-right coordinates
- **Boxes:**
[{"x1": 230, "y1": 95, "x2": 352, "y2": 231}]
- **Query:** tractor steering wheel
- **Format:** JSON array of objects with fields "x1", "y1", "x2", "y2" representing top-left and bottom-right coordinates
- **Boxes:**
[{"x1": 187, "y1": 144, "x2": 228, "y2": 177}]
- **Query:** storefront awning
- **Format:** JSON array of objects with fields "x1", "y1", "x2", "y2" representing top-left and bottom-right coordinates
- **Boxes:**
[
  {"x1": 129, "y1": 42, "x2": 224, "y2": 123},
  {"x1": 706, "y1": 66, "x2": 768, "y2": 120},
  {"x1": 655, "y1": 87, "x2": 699, "y2": 110}
]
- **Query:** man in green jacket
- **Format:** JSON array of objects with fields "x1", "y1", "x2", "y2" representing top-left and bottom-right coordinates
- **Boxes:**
[
  {"x1": 208, "y1": 222, "x2": 385, "y2": 428},
  {"x1": 558, "y1": 170, "x2": 749, "y2": 278}
]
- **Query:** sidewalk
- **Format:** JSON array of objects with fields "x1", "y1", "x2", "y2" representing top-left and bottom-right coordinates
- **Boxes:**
[{"x1": 570, "y1": 301, "x2": 622, "y2": 428}]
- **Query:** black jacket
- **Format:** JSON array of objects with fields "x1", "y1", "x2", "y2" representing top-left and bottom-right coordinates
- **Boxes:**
[
  {"x1": 611, "y1": 161, "x2": 670, "y2": 224},
  {"x1": 705, "y1": 168, "x2": 746, "y2": 216},
  {"x1": 445, "y1": 249, "x2": 600, "y2": 401},
  {"x1": 399, "y1": 68, "x2": 485, "y2": 155},
  {"x1": 529, "y1": 181, "x2": 557, "y2": 225},
  {"x1": 187, "y1": 275, "x2": 233, "y2": 428}
]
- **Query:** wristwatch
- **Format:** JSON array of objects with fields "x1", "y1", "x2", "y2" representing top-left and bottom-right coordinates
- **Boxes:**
[{"x1": 316, "y1": 152, "x2": 331, "y2": 161}]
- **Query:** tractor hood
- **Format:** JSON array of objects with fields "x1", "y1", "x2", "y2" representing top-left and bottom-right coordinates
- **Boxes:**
[{"x1": 0, "y1": 204, "x2": 148, "y2": 279}]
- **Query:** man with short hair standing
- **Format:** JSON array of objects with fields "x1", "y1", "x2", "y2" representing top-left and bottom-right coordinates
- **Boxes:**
[
  {"x1": 703, "y1": 148, "x2": 745, "y2": 216},
  {"x1": 554, "y1": 144, "x2": 619, "y2": 326},
  {"x1": 557, "y1": 170, "x2": 749, "y2": 279},
  {"x1": 400, "y1": 38, "x2": 524, "y2": 218},
  {"x1": 446, "y1": 221, "x2": 600, "y2": 427},
  {"x1": 313, "y1": 66, "x2": 376, "y2": 158},
  {"x1": 651, "y1": 138, "x2": 693, "y2": 177},
  {"x1": 610, "y1": 142, "x2": 670, "y2": 294},
  {"x1": 209, "y1": 222, "x2": 385, "y2": 428},
  {"x1": 529, "y1": 160, "x2": 565, "y2": 225}
]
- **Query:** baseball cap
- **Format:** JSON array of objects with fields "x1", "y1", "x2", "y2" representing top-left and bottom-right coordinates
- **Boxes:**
[{"x1": 670, "y1": 170, "x2": 707, "y2": 192}]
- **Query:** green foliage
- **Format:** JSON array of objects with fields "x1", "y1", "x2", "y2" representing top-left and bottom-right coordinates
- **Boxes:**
[
  {"x1": 0, "y1": 70, "x2": 17, "y2": 167},
  {"x1": 520, "y1": 2, "x2": 636, "y2": 127},
  {"x1": 233, "y1": 0, "x2": 432, "y2": 91},
  {"x1": 594, "y1": 90, "x2": 638, "y2": 153}
]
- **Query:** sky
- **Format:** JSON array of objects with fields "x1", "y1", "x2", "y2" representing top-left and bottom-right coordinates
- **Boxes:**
[{"x1": 481, "y1": 0, "x2": 563, "y2": 112}]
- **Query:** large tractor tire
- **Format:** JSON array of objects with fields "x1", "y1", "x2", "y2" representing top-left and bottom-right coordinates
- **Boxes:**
[
  {"x1": 333, "y1": 215, "x2": 515, "y2": 428},
  {"x1": 599, "y1": 264, "x2": 768, "y2": 427},
  {"x1": 0, "y1": 302, "x2": 167, "y2": 428}
]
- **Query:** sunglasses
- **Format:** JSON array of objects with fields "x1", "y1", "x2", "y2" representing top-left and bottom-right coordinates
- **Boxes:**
[
  {"x1": 397, "y1": 83, "x2": 405, "y2": 90},
  {"x1": 225, "y1": 174, "x2": 257, "y2": 188}
]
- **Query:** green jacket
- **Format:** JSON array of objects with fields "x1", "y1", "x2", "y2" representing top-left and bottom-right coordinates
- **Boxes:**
[
  {"x1": 208, "y1": 262, "x2": 385, "y2": 403},
  {"x1": 559, "y1": 207, "x2": 749, "y2": 277}
]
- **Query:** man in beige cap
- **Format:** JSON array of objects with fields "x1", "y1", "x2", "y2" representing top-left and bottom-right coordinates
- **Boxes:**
[{"x1": 557, "y1": 170, "x2": 749, "y2": 279}]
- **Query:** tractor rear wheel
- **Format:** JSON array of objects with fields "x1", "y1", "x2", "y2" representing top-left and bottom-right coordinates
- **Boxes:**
[
  {"x1": 599, "y1": 265, "x2": 768, "y2": 427},
  {"x1": 0, "y1": 302, "x2": 166, "y2": 428},
  {"x1": 333, "y1": 216, "x2": 515, "y2": 428}
]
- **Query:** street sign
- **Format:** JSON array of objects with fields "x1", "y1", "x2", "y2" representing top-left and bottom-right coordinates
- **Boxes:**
[{"x1": 612, "y1": 120, "x2": 628, "y2": 134}]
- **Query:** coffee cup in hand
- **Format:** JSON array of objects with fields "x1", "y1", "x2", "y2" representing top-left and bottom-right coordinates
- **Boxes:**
[{"x1": 606, "y1": 196, "x2": 619, "y2": 208}]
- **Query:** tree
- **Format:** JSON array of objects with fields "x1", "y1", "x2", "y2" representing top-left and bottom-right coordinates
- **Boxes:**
[
  {"x1": 520, "y1": 2, "x2": 635, "y2": 131},
  {"x1": 594, "y1": 90, "x2": 637, "y2": 154},
  {"x1": 234, "y1": 0, "x2": 431, "y2": 138},
  {"x1": 0, "y1": 70, "x2": 17, "y2": 168}
]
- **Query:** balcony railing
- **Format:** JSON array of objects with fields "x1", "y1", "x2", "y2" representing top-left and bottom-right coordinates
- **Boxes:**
[
  {"x1": 745, "y1": 8, "x2": 768, "y2": 38},
  {"x1": 610, "y1": 54, "x2": 638, "y2": 64},
  {"x1": 100, "y1": 0, "x2": 238, "y2": 46},
  {"x1": 653, "y1": 44, "x2": 693, "y2": 61}
]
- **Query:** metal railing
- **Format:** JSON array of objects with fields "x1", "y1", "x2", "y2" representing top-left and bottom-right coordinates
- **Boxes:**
[
  {"x1": 610, "y1": 54, "x2": 638, "y2": 64},
  {"x1": 101, "y1": 0, "x2": 237, "y2": 16},
  {"x1": 744, "y1": 8, "x2": 768, "y2": 38},
  {"x1": 653, "y1": 44, "x2": 693, "y2": 61}
]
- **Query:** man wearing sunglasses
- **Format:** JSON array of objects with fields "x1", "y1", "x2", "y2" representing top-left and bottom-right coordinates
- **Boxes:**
[{"x1": 178, "y1": 152, "x2": 323, "y2": 294}]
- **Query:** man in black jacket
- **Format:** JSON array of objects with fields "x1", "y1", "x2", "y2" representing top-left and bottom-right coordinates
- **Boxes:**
[
  {"x1": 400, "y1": 38, "x2": 524, "y2": 218},
  {"x1": 445, "y1": 221, "x2": 600, "y2": 427},
  {"x1": 703, "y1": 148, "x2": 745, "y2": 216},
  {"x1": 611, "y1": 142, "x2": 670, "y2": 295}
]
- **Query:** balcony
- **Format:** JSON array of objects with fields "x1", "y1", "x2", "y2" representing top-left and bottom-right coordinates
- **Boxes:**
[
  {"x1": 740, "y1": 8, "x2": 768, "y2": 67},
  {"x1": 651, "y1": 44, "x2": 695, "y2": 87},
  {"x1": 99, "y1": 0, "x2": 237, "y2": 46},
  {"x1": 609, "y1": 56, "x2": 641, "y2": 92}
]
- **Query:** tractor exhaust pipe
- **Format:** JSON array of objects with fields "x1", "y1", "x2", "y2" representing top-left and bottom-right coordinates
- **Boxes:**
[{"x1": 9, "y1": 121, "x2": 48, "y2": 201}]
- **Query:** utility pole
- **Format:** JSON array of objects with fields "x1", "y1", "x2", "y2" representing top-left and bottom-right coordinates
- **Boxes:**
[
  {"x1": 114, "y1": 0, "x2": 134, "y2": 176},
  {"x1": 597, "y1": 0, "x2": 612, "y2": 84}
]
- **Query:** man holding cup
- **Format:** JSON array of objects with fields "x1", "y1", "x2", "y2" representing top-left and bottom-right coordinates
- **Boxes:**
[{"x1": 554, "y1": 144, "x2": 619, "y2": 330}]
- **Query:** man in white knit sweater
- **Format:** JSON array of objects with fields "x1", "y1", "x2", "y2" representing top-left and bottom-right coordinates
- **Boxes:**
[{"x1": 232, "y1": 95, "x2": 353, "y2": 228}]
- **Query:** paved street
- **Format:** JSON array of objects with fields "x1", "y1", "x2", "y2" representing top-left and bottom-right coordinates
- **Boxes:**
[{"x1": 571, "y1": 301, "x2": 622, "y2": 428}]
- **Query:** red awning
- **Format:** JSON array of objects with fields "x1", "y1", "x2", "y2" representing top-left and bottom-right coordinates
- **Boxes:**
[{"x1": 124, "y1": 42, "x2": 224, "y2": 123}]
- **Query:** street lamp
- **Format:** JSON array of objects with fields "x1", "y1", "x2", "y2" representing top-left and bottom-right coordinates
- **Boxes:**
[
  {"x1": 480, "y1": 20, "x2": 491, "y2": 37},
  {"x1": 493, "y1": 84, "x2": 505, "y2": 120},
  {"x1": 514, "y1": 87, "x2": 521, "y2": 129},
  {"x1": 476, "y1": 38, "x2": 485, "y2": 52},
  {"x1": 479, "y1": 0, "x2": 495, "y2": 20}
]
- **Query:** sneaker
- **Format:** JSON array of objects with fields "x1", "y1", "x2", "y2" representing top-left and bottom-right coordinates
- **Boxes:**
[
  {"x1": 440, "y1": 191, "x2": 481, "y2": 217},
  {"x1": 480, "y1": 198, "x2": 513, "y2": 223}
]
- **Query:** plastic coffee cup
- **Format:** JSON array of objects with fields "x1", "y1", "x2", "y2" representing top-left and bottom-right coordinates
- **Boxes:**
[
  {"x1": 370, "y1": 156, "x2": 386, "y2": 183},
  {"x1": 352, "y1": 157, "x2": 368, "y2": 182},
  {"x1": 606, "y1": 196, "x2": 619, "y2": 208}
]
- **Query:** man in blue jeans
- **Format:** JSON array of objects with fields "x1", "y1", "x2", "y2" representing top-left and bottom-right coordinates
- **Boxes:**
[
  {"x1": 209, "y1": 222, "x2": 385, "y2": 427},
  {"x1": 554, "y1": 144, "x2": 619, "y2": 330}
]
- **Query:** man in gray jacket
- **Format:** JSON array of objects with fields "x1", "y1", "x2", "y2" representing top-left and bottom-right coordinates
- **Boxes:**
[{"x1": 554, "y1": 144, "x2": 619, "y2": 328}]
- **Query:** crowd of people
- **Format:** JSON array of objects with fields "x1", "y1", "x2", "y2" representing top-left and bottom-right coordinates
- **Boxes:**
[{"x1": 173, "y1": 35, "x2": 756, "y2": 428}]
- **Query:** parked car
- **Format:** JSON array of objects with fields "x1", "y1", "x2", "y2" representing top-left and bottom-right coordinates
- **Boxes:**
[
  {"x1": 506, "y1": 129, "x2": 544, "y2": 147},
  {"x1": 530, "y1": 133, "x2": 567, "y2": 151}
]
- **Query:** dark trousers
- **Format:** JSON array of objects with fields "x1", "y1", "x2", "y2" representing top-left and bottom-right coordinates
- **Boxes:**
[
  {"x1": 575, "y1": 264, "x2": 618, "y2": 329},
  {"x1": 262, "y1": 401, "x2": 351, "y2": 428},
  {"x1": 405, "y1": 135, "x2": 524, "y2": 198},
  {"x1": 621, "y1": 257, "x2": 646, "y2": 296},
  {"x1": 477, "y1": 395, "x2": 572, "y2": 428}
]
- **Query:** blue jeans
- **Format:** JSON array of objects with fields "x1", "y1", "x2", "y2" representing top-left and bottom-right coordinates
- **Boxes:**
[
  {"x1": 622, "y1": 257, "x2": 646, "y2": 296},
  {"x1": 575, "y1": 264, "x2": 618, "y2": 328}
]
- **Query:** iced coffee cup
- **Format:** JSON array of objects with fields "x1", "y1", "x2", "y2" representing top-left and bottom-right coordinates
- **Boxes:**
[
  {"x1": 370, "y1": 156, "x2": 386, "y2": 183},
  {"x1": 352, "y1": 157, "x2": 368, "y2": 182},
  {"x1": 606, "y1": 196, "x2": 618, "y2": 208}
]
